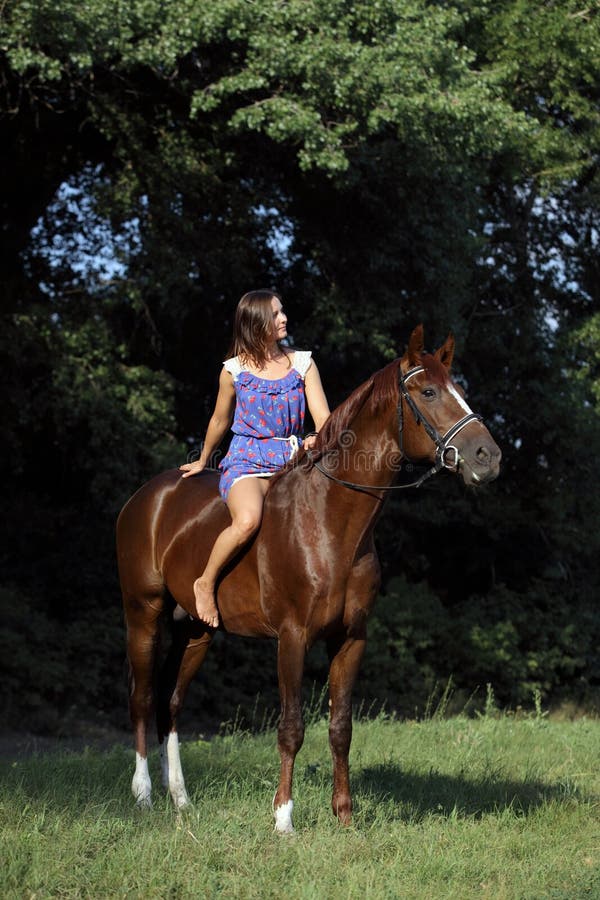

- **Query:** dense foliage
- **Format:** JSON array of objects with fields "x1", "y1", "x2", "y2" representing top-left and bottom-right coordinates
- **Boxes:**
[{"x1": 2, "y1": 0, "x2": 599, "y2": 731}]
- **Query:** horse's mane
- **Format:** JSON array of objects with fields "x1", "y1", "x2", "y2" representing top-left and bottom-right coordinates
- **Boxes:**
[
  {"x1": 269, "y1": 359, "x2": 403, "y2": 489},
  {"x1": 270, "y1": 351, "x2": 455, "y2": 490},
  {"x1": 312, "y1": 358, "x2": 402, "y2": 460}
]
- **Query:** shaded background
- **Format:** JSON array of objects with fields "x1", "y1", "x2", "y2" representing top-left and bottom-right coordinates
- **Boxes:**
[{"x1": 2, "y1": 0, "x2": 599, "y2": 734}]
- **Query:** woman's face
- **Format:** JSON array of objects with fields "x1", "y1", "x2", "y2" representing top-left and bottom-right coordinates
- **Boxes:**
[{"x1": 271, "y1": 296, "x2": 288, "y2": 341}]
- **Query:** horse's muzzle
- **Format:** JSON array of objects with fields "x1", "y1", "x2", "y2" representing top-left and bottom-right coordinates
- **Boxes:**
[{"x1": 459, "y1": 440, "x2": 501, "y2": 486}]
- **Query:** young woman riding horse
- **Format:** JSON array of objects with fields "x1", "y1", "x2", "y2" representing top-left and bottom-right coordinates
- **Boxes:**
[
  {"x1": 179, "y1": 289, "x2": 330, "y2": 627},
  {"x1": 117, "y1": 324, "x2": 501, "y2": 830}
]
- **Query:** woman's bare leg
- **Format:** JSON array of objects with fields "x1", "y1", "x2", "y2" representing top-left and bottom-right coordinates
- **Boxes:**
[{"x1": 193, "y1": 476, "x2": 271, "y2": 626}]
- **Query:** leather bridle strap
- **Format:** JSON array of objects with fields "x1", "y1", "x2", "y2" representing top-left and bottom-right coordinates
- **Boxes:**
[
  {"x1": 309, "y1": 364, "x2": 482, "y2": 493},
  {"x1": 399, "y1": 366, "x2": 482, "y2": 474}
]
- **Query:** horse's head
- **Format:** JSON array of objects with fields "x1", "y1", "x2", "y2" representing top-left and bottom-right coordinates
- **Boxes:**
[{"x1": 399, "y1": 325, "x2": 501, "y2": 486}]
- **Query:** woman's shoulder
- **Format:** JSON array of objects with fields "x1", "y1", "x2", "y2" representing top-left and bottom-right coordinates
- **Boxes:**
[
  {"x1": 223, "y1": 356, "x2": 242, "y2": 379},
  {"x1": 224, "y1": 349, "x2": 312, "y2": 381},
  {"x1": 291, "y1": 348, "x2": 312, "y2": 378}
]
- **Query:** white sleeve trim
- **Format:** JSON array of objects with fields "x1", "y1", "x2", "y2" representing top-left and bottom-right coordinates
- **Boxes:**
[
  {"x1": 223, "y1": 356, "x2": 243, "y2": 380},
  {"x1": 293, "y1": 350, "x2": 312, "y2": 378}
]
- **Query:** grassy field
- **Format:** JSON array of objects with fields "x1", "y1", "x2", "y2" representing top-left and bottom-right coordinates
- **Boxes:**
[{"x1": 1, "y1": 708, "x2": 599, "y2": 899}]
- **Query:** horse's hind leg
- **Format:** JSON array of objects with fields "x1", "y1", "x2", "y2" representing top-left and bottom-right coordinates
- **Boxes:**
[
  {"x1": 156, "y1": 620, "x2": 213, "y2": 809},
  {"x1": 124, "y1": 593, "x2": 164, "y2": 808},
  {"x1": 274, "y1": 626, "x2": 306, "y2": 834}
]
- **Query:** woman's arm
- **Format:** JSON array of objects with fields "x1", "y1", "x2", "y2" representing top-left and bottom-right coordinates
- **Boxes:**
[
  {"x1": 180, "y1": 367, "x2": 236, "y2": 477},
  {"x1": 304, "y1": 360, "x2": 330, "y2": 448}
]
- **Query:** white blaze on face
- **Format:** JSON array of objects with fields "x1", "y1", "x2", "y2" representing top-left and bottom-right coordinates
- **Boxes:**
[{"x1": 447, "y1": 382, "x2": 475, "y2": 417}]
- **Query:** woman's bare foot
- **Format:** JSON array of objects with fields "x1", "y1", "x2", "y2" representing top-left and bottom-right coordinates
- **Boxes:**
[{"x1": 192, "y1": 578, "x2": 219, "y2": 627}]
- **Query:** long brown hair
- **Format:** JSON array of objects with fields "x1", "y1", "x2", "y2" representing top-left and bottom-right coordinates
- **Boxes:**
[{"x1": 228, "y1": 289, "x2": 290, "y2": 369}]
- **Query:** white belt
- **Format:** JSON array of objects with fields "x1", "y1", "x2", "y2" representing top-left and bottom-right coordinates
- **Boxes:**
[{"x1": 272, "y1": 435, "x2": 300, "y2": 457}]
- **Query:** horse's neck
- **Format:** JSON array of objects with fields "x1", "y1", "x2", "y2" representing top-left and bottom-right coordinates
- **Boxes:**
[{"x1": 331, "y1": 402, "x2": 399, "y2": 489}]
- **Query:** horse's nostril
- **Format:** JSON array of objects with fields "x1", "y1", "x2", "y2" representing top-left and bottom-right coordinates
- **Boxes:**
[
  {"x1": 475, "y1": 444, "x2": 502, "y2": 468},
  {"x1": 476, "y1": 445, "x2": 491, "y2": 464}
]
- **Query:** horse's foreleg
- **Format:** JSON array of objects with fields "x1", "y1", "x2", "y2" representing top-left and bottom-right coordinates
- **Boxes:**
[
  {"x1": 274, "y1": 626, "x2": 306, "y2": 834},
  {"x1": 125, "y1": 596, "x2": 163, "y2": 808},
  {"x1": 156, "y1": 621, "x2": 213, "y2": 809},
  {"x1": 326, "y1": 633, "x2": 367, "y2": 825}
]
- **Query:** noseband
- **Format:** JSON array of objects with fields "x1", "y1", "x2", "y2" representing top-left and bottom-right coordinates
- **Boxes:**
[{"x1": 310, "y1": 364, "x2": 482, "y2": 494}]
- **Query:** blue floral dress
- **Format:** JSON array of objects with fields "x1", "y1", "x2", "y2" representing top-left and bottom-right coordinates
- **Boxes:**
[{"x1": 218, "y1": 351, "x2": 312, "y2": 501}]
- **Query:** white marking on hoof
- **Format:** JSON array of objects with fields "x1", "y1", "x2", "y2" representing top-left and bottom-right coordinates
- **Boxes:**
[
  {"x1": 132, "y1": 752, "x2": 152, "y2": 808},
  {"x1": 167, "y1": 731, "x2": 191, "y2": 809},
  {"x1": 274, "y1": 799, "x2": 294, "y2": 834}
]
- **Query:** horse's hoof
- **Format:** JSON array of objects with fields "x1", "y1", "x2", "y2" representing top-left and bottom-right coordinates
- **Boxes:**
[
  {"x1": 333, "y1": 799, "x2": 353, "y2": 826},
  {"x1": 171, "y1": 789, "x2": 192, "y2": 810},
  {"x1": 274, "y1": 799, "x2": 294, "y2": 834}
]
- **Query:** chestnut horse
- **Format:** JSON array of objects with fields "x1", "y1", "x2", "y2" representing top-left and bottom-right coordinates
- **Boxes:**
[{"x1": 116, "y1": 326, "x2": 501, "y2": 832}]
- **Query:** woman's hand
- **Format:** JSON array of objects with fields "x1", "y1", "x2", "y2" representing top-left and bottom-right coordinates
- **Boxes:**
[
  {"x1": 180, "y1": 369, "x2": 235, "y2": 480},
  {"x1": 179, "y1": 460, "x2": 206, "y2": 478},
  {"x1": 303, "y1": 433, "x2": 318, "y2": 451}
]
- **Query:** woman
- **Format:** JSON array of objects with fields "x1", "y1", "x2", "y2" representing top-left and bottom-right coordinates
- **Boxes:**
[{"x1": 180, "y1": 289, "x2": 331, "y2": 627}]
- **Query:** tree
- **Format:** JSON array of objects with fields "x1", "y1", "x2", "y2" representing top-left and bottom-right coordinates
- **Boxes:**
[{"x1": 1, "y1": 0, "x2": 600, "y2": 727}]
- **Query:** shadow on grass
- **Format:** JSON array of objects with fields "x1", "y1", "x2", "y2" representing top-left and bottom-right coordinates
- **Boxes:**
[
  {"x1": 351, "y1": 762, "x2": 585, "y2": 822},
  {"x1": 0, "y1": 742, "x2": 587, "y2": 826},
  {"x1": 0, "y1": 745, "x2": 135, "y2": 813},
  {"x1": 0, "y1": 741, "x2": 278, "y2": 816}
]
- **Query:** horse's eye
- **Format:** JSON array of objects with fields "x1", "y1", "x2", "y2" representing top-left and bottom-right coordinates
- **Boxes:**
[{"x1": 422, "y1": 388, "x2": 436, "y2": 399}]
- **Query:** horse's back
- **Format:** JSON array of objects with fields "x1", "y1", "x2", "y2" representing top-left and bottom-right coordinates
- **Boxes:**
[{"x1": 116, "y1": 468, "x2": 226, "y2": 599}]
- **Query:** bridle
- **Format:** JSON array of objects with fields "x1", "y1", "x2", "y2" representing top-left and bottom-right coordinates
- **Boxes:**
[
  {"x1": 397, "y1": 364, "x2": 482, "y2": 486},
  {"x1": 309, "y1": 364, "x2": 483, "y2": 495}
]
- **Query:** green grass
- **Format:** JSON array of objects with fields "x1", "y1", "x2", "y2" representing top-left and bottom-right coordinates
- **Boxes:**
[{"x1": 1, "y1": 712, "x2": 599, "y2": 899}]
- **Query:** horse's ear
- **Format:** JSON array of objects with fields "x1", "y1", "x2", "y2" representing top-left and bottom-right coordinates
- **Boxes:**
[
  {"x1": 407, "y1": 324, "x2": 424, "y2": 366},
  {"x1": 436, "y1": 333, "x2": 455, "y2": 370}
]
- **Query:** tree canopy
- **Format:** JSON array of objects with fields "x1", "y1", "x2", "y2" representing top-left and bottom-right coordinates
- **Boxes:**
[{"x1": 2, "y1": 0, "x2": 599, "y2": 730}]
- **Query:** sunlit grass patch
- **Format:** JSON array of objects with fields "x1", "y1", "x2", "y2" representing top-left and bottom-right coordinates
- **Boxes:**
[{"x1": 1, "y1": 713, "x2": 598, "y2": 898}]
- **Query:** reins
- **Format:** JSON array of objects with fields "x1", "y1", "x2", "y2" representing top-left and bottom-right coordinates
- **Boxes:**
[{"x1": 308, "y1": 364, "x2": 482, "y2": 494}]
